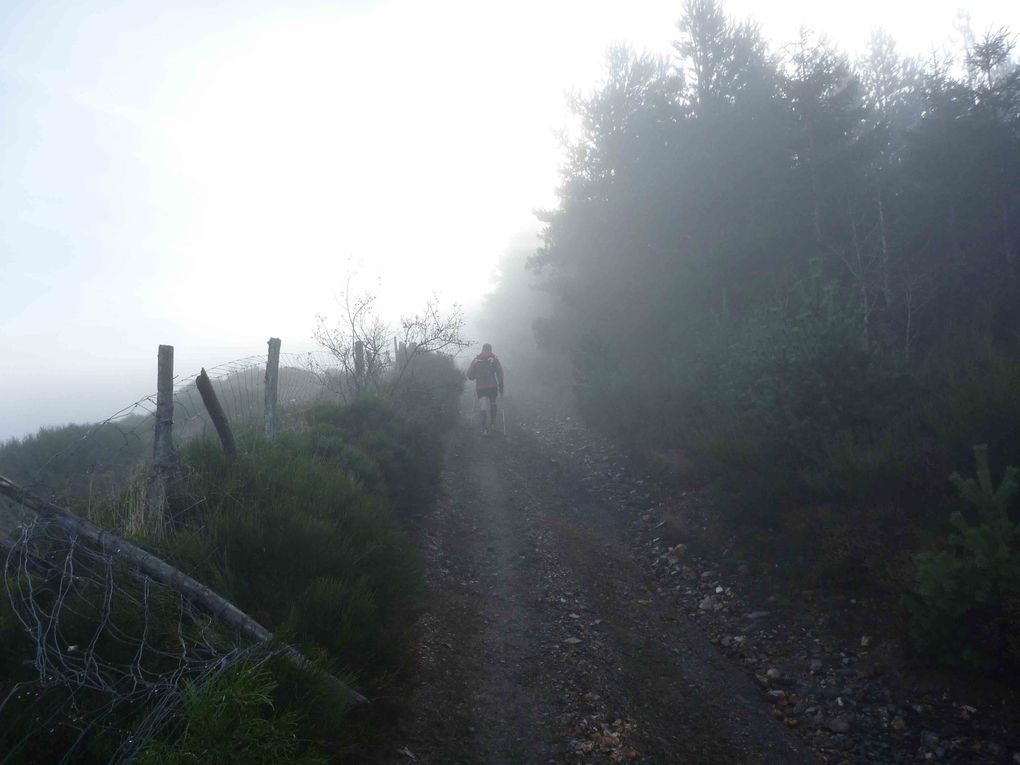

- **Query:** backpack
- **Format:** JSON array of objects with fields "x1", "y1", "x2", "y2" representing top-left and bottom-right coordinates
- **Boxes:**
[{"x1": 472, "y1": 355, "x2": 498, "y2": 387}]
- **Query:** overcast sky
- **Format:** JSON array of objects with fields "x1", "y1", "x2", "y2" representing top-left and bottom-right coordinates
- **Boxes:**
[{"x1": 2, "y1": 0, "x2": 1018, "y2": 440}]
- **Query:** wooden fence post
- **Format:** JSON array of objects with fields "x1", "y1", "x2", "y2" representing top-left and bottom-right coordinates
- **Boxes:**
[
  {"x1": 146, "y1": 344, "x2": 177, "y2": 521},
  {"x1": 264, "y1": 337, "x2": 281, "y2": 440},
  {"x1": 196, "y1": 369, "x2": 237, "y2": 460},
  {"x1": 354, "y1": 340, "x2": 365, "y2": 390}
]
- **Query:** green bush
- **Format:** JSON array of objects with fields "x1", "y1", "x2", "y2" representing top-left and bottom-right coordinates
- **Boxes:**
[
  {"x1": 393, "y1": 351, "x2": 466, "y2": 433},
  {"x1": 164, "y1": 420, "x2": 421, "y2": 675},
  {"x1": 0, "y1": 577, "x2": 35, "y2": 681},
  {"x1": 306, "y1": 397, "x2": 443, "y2": 518},
  {"x1": 0, "y1": 565, "x2": 201, "y2": 762},
  {"x1": 926, "y1": 337, "x2": 1020, "y2": 475},
  {"x1": 672, "y1": 280, "x2": 919, "y2": 513},
  {"x1": 802, "y1": 430, "x2": 910, "y2": 501},
  {"x1": 0, "y1": 417, "x2": 151, "y2": 507},
  {"x1": 137, "y1": 661, "x2": 326, "y2": 765},
  {"x1": 1, "y1": 393, "x2": 453, "y2": 761},
  {"x1": 907, "y1": 445, "x2": 1020, "y2": 668}
]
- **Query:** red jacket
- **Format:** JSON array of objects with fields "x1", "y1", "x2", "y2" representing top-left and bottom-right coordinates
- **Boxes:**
[{"x1": 467, "y1": 351, "x2": 504, "y2": 393}]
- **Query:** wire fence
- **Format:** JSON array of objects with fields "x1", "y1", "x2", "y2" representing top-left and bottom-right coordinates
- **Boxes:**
[
  {"x1": 0, "y1": 349, "x2": 342, "y2": 508},
  {"x1": 0, "y1": 343, "x2": 348, "y2": 763},
  {"x1": 1, "y1": 516, "x2": 278, "y2": 764}
]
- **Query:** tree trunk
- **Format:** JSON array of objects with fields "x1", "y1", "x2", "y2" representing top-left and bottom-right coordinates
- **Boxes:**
[
  {"x1": 145, "y1": 344, "x2": 178, "y2": 528},
  {"x1": 876, "y1": 188, "x2": 893, "y2": 307},
  {"x1": 354, "y1": 340, "x2": 365, "y2": 392}
]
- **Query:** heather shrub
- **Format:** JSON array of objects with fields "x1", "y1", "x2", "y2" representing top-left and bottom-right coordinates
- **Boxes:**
[
  {"x1": 165, "y1": 416, "x2": 421, "y2": 676},
  {"x1": 306, "y1": 397, "x2": 442, "y2": 518}
]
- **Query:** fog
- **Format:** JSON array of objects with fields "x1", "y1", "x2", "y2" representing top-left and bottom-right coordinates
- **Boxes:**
[
  {"x1": 4, "y1": 2, "x2": 1020, "y2": 760},
  {"x1": 3, "y1": 0, "x2": 1018, "y2": 441}
]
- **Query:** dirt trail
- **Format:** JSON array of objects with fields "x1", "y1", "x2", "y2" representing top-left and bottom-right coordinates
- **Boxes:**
[{"x1": 377, "y1": 417, "x2": 812, "y2": 764}]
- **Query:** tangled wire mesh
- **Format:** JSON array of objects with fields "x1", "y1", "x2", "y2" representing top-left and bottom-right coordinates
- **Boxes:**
[
  {"x1": 0, "y1": 517, "x2": 280, "y2": 764},
  {"x1": 0, "y1": 349, "x2": 344, "y2": 762}
]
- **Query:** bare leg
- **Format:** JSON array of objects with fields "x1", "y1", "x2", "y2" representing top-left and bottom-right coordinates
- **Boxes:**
[{"x1": 478, "y1": 396, "x2": 491, "y2": 433}]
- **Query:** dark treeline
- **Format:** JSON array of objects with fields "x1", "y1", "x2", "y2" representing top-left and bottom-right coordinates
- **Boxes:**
[{"x1": 530, "y1": 0, "x2": 1020, "y2": 667}]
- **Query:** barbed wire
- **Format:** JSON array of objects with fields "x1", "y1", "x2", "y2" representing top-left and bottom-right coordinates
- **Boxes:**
[
  {"x1": 0, "y1": 338, "x2": 466, "y2": 759},
  {"x1": 1, "y1": 350, "x2": 344, "y2": 506},
  {"x1": 171, "y1": 351, "x2": 342, "y2": 445},
  {"x1": 0, "y1": 345, "x2": 347, "y2": 762}
]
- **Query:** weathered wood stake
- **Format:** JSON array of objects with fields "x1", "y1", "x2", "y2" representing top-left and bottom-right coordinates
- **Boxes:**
[
  {"x1": 264, "y1": 337, "x2": 281, "y2": 440},
  {"x1": 196, "y1": 368, "x2": 237, "y2": 460},
  {"x1": 354, "y1": 339, "x2": 365, "y2": 390},
  {"x1": 146, "y1": 344, "x2": 177, "y2": 518},
  {"x1": 0, "y1": 473, "x2": 367, "y2": 704}
]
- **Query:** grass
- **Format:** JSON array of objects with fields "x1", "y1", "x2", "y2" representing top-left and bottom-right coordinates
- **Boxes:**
[{"x1": 0, "y1": 392, "x2": 455, "y2": 763}]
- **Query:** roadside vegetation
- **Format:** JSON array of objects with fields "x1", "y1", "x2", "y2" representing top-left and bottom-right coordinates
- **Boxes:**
[
  {"x1": 0, "y1": 350, "x2": 464, "y2": 762},
  {"x1": 524, "y1": 0, "x2": 1020, "y2": 671}
]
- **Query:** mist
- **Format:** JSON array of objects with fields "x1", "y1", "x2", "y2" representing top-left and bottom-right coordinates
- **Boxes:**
[
  {"x1": 5, "y1": 0, "x2": 1018, "y2": 441},
  {"x1": 4, "y1": 1, "x2": 1020, "y2": 762},
  {"x1": 461, "y1": 229, "x2": 573, "y2": 405}
]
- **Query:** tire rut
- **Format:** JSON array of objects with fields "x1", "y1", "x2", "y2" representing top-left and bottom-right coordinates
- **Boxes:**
[{"x1": 376, "y1": 421, "x2": 812, "y2": 764}]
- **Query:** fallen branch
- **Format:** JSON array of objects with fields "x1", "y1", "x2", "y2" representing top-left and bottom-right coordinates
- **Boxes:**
[{"x1": 0, "y1": 473, "x2": 367, "y2": 704}]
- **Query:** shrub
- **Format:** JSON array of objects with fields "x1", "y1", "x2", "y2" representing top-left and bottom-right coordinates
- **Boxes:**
[
  {"x1": 676, "y1": 280, "x2": 919, "y2": 514},
  {"x1": 1, "y1": 394, "x2": 454, "y2": 761},
  {"x1": 906, "y1": 445, "x2": 1020, "y2": 668},
  {"x1": 0, "y1": 577, "x2": 35, "y2": 681},
  {"x1": 926, "y1": 337, "x2": 1020, "y2": 475},
  {"x1": 137, "y1": 661, "x2": 326, "y2": 765},
  {"x1": 306, "y1": 397, "x2": 443, "y2": 518},
  {"x1": 164, "y1": 422, "x2": 421, "y2": 676},
  {"x1": 393, "y1": 351, "x2": 466, "y2": 433},
  {"x1": 0, "y1": 417, "x2": 151, "y2": 507},
  {"x1": 802, "y1": 431, "x2": 910, "y2": 502}
]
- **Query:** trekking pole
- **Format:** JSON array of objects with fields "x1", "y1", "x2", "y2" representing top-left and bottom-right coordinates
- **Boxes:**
[{"x1": 501, "y1": 400, "x2": 507, "y2": 435}]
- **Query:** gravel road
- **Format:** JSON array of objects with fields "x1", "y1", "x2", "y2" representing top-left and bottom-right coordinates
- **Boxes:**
[{"x1": 372, "y1": 416, "x2": 813, "y2": 764}]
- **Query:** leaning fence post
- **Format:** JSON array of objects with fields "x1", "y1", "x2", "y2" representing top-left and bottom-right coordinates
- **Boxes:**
[
  {"x1": 146, "y1": 344, "x2": 177, "y2": 522},
  {"x1": 196, "y1": 368, "x2": 237, "y2": 460},
  {"x1": 264, "y1": 337, "x2": 281, "y2": 440}
]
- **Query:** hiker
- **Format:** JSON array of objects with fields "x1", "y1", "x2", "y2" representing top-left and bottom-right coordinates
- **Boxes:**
[{"x1": 466, "y1": 343, "x2": 504, "y2": 433}]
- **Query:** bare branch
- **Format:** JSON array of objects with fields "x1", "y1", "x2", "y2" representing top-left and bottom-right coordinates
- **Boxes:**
[{"x1": 315, "y1": 285, "x2": 468, "y2": 397}]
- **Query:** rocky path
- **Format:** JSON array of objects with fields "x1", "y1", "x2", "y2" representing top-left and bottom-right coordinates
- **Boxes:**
[
  {"x1": 374, "y1": 415, "x2": 812, "y2": 764},
  {"x1": 519, "y1": 411, "x2": 1020, "y2": 764},
  {"x1": 360, "y1": 403, "x2": 1020, "y2": 764}
]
